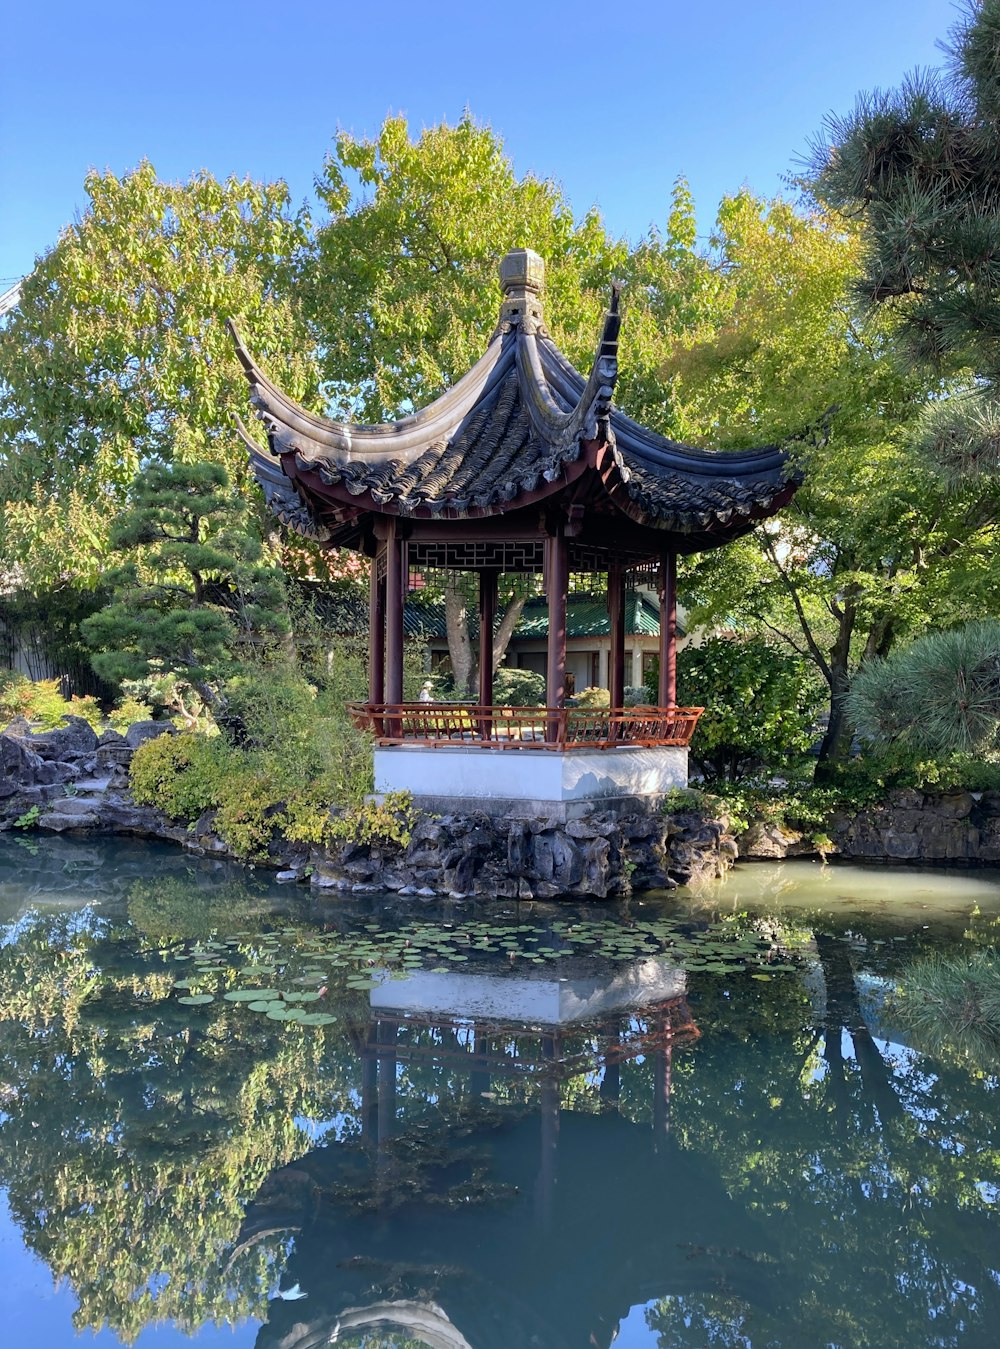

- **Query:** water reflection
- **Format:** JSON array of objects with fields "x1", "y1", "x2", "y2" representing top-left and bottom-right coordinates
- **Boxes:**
[{"x1": 0, "y1": 837, "x2": 998, "y2": 1347}]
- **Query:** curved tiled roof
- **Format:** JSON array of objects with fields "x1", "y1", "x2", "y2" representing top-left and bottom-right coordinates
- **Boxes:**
[{"x1": 232, "y1": 253, "x2": 797, "y2": 549}]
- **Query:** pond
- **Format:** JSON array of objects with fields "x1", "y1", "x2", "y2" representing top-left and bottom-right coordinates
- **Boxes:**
[{"x1": 0, "y1": 834, "x2": 998, "y2": 1348}]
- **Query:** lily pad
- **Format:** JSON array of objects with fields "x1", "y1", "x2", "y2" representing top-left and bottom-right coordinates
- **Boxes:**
[{"x1": 177, "y1": 994, "x2": 215, "y2": 1005}]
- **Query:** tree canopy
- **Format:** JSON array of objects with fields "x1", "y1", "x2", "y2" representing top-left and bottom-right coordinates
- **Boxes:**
[
  {"x1": 810, "y1": 0, "x2": 1000, "y2": 477},
  {"x1": 0, "y1": 162, "x2": 318, "y2": 586}
]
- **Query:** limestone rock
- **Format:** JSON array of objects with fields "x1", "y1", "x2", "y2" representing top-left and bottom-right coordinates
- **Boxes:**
[
  {"x1": 125, "y1": 720, "x2": 176, "y2": 749},
  {"x1": 27, "y1": 716, "x2": 99, "y2": 759}
]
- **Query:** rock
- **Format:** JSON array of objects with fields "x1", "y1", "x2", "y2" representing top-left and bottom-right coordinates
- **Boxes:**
[
  {"x1": 934, "y1": 790, "x2": 975, "y2": 819},
  {"x1": 97, "y1": 729, "x2": 127, "y2": 748},
  {"x1": 27, "y1": 716, "x2": 99, "y2": 759},
  {"x1": 37, "y1": 809, "x2": 100, "y2": 832},
  {"x1": 0, "y1": 734, "x2": 46, "y2": 799},
  {"x1": 738, "y1": 821, "x2": 812, "y2": 860},
  {"x1": 125, "y1": 721, "x2": 176, "y2": 749}
]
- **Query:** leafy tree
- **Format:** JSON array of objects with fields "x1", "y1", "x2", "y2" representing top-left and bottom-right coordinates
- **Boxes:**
[
  {"x1": 668, "y1": 192, "x2": 999, "y2": 773},
  {"x1": 81, "y1": 461, "x2": 288, "y2": 711},
  {"x1": 654, "y1": 636, "x2": 823, "y2": 782},
  {"x1": 0, "y1": 162, "x2": 319, "y2": 586},
  {"x1": 811, "y1": 0, "x2": 1000, "y2": 477}
]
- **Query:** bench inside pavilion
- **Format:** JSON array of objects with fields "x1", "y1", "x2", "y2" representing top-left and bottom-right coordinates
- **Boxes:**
[{"x1": 232, "y1": 249, "x2": 796, "y2": 815}]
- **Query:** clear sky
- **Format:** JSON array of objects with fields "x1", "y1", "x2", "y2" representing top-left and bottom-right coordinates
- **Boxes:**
[{"x1": 0, "y1": 0, "x2": 961, "y2": 284}]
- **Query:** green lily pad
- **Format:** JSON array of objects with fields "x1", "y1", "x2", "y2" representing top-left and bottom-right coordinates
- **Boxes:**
[
  {"x1": 299, "y1": 1012, "x2": 338, "y2": 1026},
  {"x1": 177, "y1": 994, "x2": 215, "y2": 1005},
  {"x1": 248, "y1": 1000, "x2": 277, "y2": 1012},
  {"x1": 282, "y1": 991, "x2": 321, "y2": 1004},
  {"x1": 224, "y1": 989, "x2": 275, "y2": 1002}
]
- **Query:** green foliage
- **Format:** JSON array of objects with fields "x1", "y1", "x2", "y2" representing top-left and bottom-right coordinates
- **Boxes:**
[
  {"x1": 326, "y1": 792, "x2": 418, "y2": 850},
  {"x1": 0, "y1": 673, "x2": 102, "y2": 730},
  {"x1": 128, "y1": 657, "x2": 376, "y2": 860},
  {"x1": 0, "y1": 161, "x2": 318, "y2": 585},
  {"x1": 129, "y1": 732, "x2": 225, "y2": 821},
  {"x1": 574, "y1": 685, "x2": 611, "y2": 708},
  {"x1": 659, "y1": 637, "x2": 823, "y2": 782},
  {"x1": 491, "y1": 666, "x2": 545, "y2": 707},
  {"x1": 12, "y1": 805, "x2": 40, "y2": 830},
  {"x1": 107, "y1": 695, "x2": 153, "y2": 732},
  {"x1": 82, "y1": 461, "x2": 289, "y2": 705},
  {"x1": 848, "y1": 622, "x2": 1000, "y2": 756}
]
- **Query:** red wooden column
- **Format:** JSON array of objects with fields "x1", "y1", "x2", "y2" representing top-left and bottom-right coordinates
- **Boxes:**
[
  {"x1": 385, "y1": 522, "x2": 405, "y2": 709},
  {"x1": 545, "y1": 530, "x2": 569, "y2": 742},
  {"x1": 658, "y1": 550, "x2": 678, "y2": 707},
  {"x1": 478, "y1": 568, "x2": 498, "y2": 707},
  {"x1": 368, "y1": 547, "x2": 385, "y2": 706},
  {"x1": 608, "y1": 558, "x2": 626, "y2": 711}
]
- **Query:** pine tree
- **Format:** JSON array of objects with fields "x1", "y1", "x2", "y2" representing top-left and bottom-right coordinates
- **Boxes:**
[
  {"x1": 82, "y1": 462, "x2": 288, "y2": 712},
  {"x1": 812, "y1": 0, "x2": 1000, "y2": 476}
]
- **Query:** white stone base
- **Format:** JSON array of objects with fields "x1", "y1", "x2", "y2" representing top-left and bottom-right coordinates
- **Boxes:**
[{"x1": 374, "y1": 743, "x2": 688, "y2": 813}]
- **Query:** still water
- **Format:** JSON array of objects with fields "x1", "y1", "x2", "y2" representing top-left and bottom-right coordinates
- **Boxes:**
[{"x1": 0, "y1": 834, "x2": 998, "y2": 1349}]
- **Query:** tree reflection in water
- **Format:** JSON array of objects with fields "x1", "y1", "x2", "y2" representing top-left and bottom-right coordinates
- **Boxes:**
[{"x1": 0, "y1": 841, "x2": 996, "y2": 1348}]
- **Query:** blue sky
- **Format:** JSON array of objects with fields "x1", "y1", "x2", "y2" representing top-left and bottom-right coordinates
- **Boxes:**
[{"x1": 1, "y1": 0, "x2": 960, "y2": 283}]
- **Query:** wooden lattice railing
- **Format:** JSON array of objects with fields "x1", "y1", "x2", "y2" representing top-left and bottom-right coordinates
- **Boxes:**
[{"x1": 346, "y1": 702, "x2": 703, "y2": 749}]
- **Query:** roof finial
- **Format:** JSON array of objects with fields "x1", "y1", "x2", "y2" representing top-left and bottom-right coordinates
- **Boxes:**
[{"x1": 499, "y1": 247, "x2": 545, "y2": 329}]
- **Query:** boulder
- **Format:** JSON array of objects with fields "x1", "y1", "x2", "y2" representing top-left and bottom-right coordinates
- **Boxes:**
[
  {"x1": 26, "y1": 716, "x2": 99, "y2": 760},
  {"x1": 125, "y1": 720, "x2": 176, "y2": 749},
  {"x1": 0, "y1": 734, "x2": 46, "y2": 799}
]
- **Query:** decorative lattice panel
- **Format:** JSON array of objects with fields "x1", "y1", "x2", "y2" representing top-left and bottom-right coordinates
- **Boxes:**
[{"x1": 408, "y1": 540, "x2": 545, "y2": 572}]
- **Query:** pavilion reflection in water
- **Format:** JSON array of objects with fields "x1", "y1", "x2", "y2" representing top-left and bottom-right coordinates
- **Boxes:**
[{"x1": 235, "y1": 959, "x2": 777, "y2": 1349}]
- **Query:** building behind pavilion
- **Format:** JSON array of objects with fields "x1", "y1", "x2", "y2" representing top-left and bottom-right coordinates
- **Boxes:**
[{"x1": 232, "y1": 249, "x2": 797, "y2": 815}]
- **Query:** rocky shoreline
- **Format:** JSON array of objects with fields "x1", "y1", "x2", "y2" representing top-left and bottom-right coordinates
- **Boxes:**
[
  {"x1": 5, "y1": 718, "x2": 1000, "y2": 896},
  {"x1": 0, "y1": 718, "x2": 737, "y2": 899}
]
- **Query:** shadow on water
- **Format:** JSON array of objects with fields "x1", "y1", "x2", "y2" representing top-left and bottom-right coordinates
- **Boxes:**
[{"x1": 0, "y1": 834, "x2": 998, "y2": 1347}]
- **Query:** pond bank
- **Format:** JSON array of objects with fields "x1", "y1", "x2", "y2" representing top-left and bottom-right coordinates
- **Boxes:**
[{"x1": 5, "y1": 719, "x2": 1000, "y2": 895}]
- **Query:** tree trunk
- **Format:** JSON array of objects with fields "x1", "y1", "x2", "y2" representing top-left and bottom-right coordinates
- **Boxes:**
[
  {"x1": 445, "y1": 577, "x2": 526, "y2": 699},
  {"x1": 493, "y1": 592, "x2": 527, "y2": 670},
  {"x1": 445, "y1": 576, "x2": 474, "y2": 696},
  {"x1": 814, "y1": 597, "x2": 857, "y2": 780}
]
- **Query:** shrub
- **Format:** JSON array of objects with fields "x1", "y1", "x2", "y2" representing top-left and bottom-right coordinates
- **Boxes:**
[
  {"x1": 213, "y1": 760, "x2": 285, "y2": 860},
  {"x1": 849, "y1": 621, "x2": 1000, "y2": 756},
  {"x1": 574, "y1": 685, "x2": 610, "y2": 708},
  {"x1": 492, "y1": 666, "x2": 545, "y2": 707},
  {"x1": 326, "y1": 791, "x2": 417, "y2": 849},
  {"x1": 129, "y1": 732, "x2": 226, "y2": 821},
  {"x1": 655, "y1": 637, "x2": 823, "y2": 782},
  {"x1": 108, "y1": 695, "x2": 153, "y2": 732},
  {"x1": 0, "y1": 674, "x2": 103, "y2": 731}
]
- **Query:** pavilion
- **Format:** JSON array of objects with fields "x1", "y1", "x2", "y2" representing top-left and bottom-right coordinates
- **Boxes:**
[{"x1": 232, "y1": 249, "x2": 796, "y2": 810}]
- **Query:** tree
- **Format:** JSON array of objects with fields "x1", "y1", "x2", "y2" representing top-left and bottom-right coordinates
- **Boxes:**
[
  {"x1": 659, "y1": 636, "x2": 824, "y2": 782},
  {"x1": 661, "y1": 191, "x2": 1000, "y2": 773},
  {"x1": 81, "y1": 461, "x2": 288, "y2": 712},
  {"x1": 810, "y1": 0, "x2": 1000, "y2": 477},
  {"x1": 0, "y1": 162, "x2": 319, "y2": 587},
  {"x1": 847, "y1": 620, "x2": 1000, "y2": 756}
]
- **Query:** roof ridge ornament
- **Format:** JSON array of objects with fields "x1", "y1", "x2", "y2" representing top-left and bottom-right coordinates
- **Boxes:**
[{"x1": 499, "y1": 247, "x2": 545, "y2": 332}]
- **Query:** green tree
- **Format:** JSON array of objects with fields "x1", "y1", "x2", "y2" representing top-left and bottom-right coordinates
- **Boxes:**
[
  {"x1": 307, "y1": 117, "x2": 723, "y2": 681},
  {"x1": 847, "y1": 619, "x2": 1000, "y2": 756},
  {"x1": 811, "y1": 0, "x2": 1000, "y2": 477},
  {"x1": 81, "y1": 461, "x2": 288, "y2": 711},
  {"x1": 666, "y1": 192, "x2": 998, "y2": 773},
  {"x1": 660, "y1": 636, "x2": 824, "y2": 782},
  {"x1": 0, "y1": 162, "x2": 318, "y2": 587}
]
